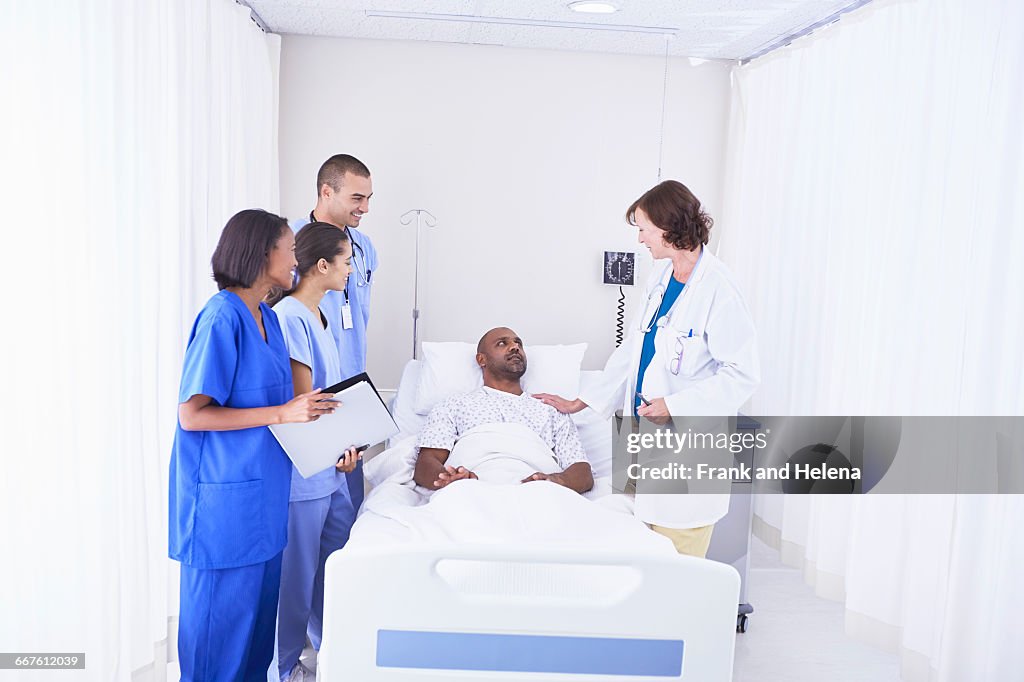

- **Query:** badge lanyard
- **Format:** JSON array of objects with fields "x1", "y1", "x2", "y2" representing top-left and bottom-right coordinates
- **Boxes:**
[{"x1": 309, "y1": 211, "x2": 366, "y2": 329}]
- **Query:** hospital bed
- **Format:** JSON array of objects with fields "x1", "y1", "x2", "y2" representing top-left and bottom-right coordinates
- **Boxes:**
[{"x1": 317, "y1": 357, "x2": 743, "y2": 681}]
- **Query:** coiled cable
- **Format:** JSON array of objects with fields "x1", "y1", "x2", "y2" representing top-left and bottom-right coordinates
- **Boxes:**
[{"x1": 616, "y1": 286, "x2": 626, "y2": 347}]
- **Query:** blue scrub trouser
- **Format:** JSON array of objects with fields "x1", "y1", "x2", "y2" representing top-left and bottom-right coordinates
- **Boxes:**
[
  {"x1": 179, "y1": 552, "x2": 283, "y2": 682},
  {"x1": 347, "y1": 459, "x2": 364, "y2": 511},
  {"x1": 277, "y1": 485, "x2": 356, "y2": 678}
]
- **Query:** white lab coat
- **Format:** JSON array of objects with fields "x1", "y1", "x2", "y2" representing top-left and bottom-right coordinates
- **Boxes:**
[{"x1": 579, "y1": 248, "x2": 760, "y2": 528}]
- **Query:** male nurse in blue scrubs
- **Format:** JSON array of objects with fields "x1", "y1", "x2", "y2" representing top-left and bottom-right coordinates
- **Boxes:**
[{"x1": 290, "y1": 154, "x2": 376, "y2": 652}]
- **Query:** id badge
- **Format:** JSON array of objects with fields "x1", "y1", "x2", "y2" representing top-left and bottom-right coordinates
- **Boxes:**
[{"x1": 341, "y1": 303, "x2": 354, "y2": 330}]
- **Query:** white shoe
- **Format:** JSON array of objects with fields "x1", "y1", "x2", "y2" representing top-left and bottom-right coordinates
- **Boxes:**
[{"x1": 283, "y1": 663, "x2": 309, "y2": 682}]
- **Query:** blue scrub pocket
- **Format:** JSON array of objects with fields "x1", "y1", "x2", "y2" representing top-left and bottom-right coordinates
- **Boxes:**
[{"x1": 195, "y1": 480, "x2": 266, "y2": 567}]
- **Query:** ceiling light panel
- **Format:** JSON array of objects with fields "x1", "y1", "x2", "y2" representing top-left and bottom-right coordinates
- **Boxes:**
[
  {"x1": 569, "y1": 2, "x2": 618, "y2": 14},
  {"x1": 365, "y1": 11, "x2": 676, "y2": 35}
]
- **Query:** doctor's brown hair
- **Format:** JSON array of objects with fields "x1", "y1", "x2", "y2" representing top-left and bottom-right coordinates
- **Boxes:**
[
  {"x1": 211, "y1": 209, "x2": 290, "y2": 290},
  {"x1": 626, "y1": 180, "x2": 713, "y2": 252},
  {"x1": 266, "y1": 222, "x2": 350, "y2": 306}
]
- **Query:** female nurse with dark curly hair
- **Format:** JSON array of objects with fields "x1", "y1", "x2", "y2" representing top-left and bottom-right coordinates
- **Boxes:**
[{"x1": 536, "y1": 180, "x2": 760, "y2": 559}]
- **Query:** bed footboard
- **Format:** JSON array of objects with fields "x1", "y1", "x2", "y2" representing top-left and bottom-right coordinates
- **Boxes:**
[{"x1": 318, "y1": 544, "x2": 739, "y2": 681}]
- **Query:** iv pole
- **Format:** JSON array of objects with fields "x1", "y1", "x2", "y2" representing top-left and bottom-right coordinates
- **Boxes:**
[
  {"x1": 400, "y1": 208, "x2": 437, "y2": 360},
  {"x1": 656, "y1": 32, "x2": 671, "y2": 183}
]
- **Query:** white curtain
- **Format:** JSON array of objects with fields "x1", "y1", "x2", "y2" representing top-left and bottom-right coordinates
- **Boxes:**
[
  {"x1": 719, "y1": 0, "x2": 1023, "y2": 679},
  {"x1": 0, "y1": 1, "x2": 279, "y2": 679}
]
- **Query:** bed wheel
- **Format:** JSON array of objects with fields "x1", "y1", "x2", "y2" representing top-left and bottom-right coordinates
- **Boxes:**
[{"x1": 736, "y1": 613, "x2": 749, "y2": 633}]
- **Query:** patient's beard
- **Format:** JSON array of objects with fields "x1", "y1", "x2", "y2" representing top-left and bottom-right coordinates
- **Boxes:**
[
  {"x1": 503, "y1": 356, "x2": 527, "y2": 379},
  {"x1": 487, "y1": 355, "x2": 526, "y2": 383}
]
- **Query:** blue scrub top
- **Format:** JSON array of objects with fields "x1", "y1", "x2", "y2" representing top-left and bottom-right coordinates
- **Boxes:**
[
  {"x1": 272, "y1": 295, "x2": 349, "y2": 502},
  {"x1": 291, "y1": 218, "x2": 378, "y2": 380},
  {"x1": 635, "y1": 276, "x2": 685, "y2": 414},
  {"x1": 169, "y1": 290, "x2": 294, "y2": 569}
]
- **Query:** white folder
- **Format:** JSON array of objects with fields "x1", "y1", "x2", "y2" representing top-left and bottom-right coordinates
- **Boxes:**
[{"x1": 269, "y1": 373, "x2": 399, "y2": 479}]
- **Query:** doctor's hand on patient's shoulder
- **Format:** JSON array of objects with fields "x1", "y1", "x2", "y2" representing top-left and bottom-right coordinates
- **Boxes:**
[
  {"x1": 637, "y1": 398, "x2": 671, "y2": 425},
  {"x1": 532, "y1": 394, "x2": 587, "y2": 414},
  {"x1": 277, "y1": 388, "x2": 338, "y2": 424},
  {"x1": 336, "y1": 446, "x2": 361, "y2": 473},
  {"x1": 434, "y1": 465, "x2": 477, "y2": 489}
]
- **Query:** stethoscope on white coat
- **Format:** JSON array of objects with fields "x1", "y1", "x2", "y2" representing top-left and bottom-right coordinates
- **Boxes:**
[
  {"x1": 637, "y1": 250, "x2": 705, "y2": 376},
  {"x1": 637, "y1": 249, "x2": 705, "y2": 333},
  {"x1": 638, "y1": 283, "x2": 669, "y2": 334},
  {"x1": 310, "y1": 211, "x2": 371, "y2": 293},
  {"x1": 638, "y1": 284, "x2": 689, "y2": 376}
]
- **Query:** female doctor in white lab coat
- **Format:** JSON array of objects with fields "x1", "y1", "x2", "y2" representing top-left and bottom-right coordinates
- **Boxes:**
[{"x1": 536, "y1": 180, "x2": 760, "y2": 558}]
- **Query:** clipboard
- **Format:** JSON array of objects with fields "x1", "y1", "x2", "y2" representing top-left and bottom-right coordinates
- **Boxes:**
[{"x1": 269, "y1": 372, "x2": 399, "y2": 479}]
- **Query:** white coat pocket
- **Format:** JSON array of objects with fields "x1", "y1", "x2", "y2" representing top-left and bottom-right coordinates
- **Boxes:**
[{"x1": 666, "y1": 328, "x2": 707, "y2": 377}]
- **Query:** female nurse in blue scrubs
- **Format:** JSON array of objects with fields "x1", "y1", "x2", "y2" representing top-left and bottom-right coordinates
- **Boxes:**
[
  {"x1": 170, "y1": 209, "x2": 339, "y2": 682},
  {"x1": 270, "y1": 223, "x2": 360, "y2": 682}
]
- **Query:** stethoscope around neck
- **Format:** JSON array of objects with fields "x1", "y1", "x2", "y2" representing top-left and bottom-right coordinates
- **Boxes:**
[
  {"x1": 637, "y1": 250, "x2": 704, "y2": 334},
  {"x1": 637, "y1": 267, "x2": 682, "y2": 334},
  {"x1": 638, "y1": 283, "x2": 669, "y2": 334},
  {"x1": 309, "y1": 211, "x2": 370, "y2": 289}
]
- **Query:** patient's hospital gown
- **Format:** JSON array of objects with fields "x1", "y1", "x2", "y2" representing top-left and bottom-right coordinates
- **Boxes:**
[{"x1": 417, "y1": 386, "x2": 589, "y2": 469}]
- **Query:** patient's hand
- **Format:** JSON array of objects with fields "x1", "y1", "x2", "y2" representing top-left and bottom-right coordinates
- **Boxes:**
[
  {"x1": 522, "y1": 462, "x2": 593, "y2": 494},
  {"x1": 521, "y1": 472, "x2": 568, "y2": 487},
  {"x1": 435, "y1": 465, "x2": 477, "y2": 489}
]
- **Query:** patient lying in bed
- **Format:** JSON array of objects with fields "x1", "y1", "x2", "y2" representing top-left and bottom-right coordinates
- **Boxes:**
[
  {"x1": 349, "y1": 327, "x2": 669, "y2": 551},
  {"x1": 413, "y1": 327, "x2": 595, "y2": 494}
]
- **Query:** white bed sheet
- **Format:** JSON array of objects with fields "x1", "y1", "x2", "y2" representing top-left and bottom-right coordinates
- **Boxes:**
[{"x1": 350, "y1": 475, "x2": 629, "y2": 546}]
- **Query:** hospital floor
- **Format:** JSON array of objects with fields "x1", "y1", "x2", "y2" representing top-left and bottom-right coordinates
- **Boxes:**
[
  {"x1": 732, "y1": 536, "x2": 902, "y2": 681},
  {"x1": 168, "y1": 536, "x2": 903, "y2": 681}
]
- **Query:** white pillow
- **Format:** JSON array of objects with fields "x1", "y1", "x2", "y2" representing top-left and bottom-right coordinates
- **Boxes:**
[
  {"x1": 413, "y1": 342, "x2": 481, "y2": 416},
  {"x1": 522, "y1": 343, "x2": 588, "y2": 397},
  {"x1": 391, "y1": 359, "x2": 429, "y2": 439},
  {"x1": 363, "y1": 435, "x2": 418, "y2": 487},
  {"x1": 413, "y1": 341, "x2": 588, "y2": 416}
]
